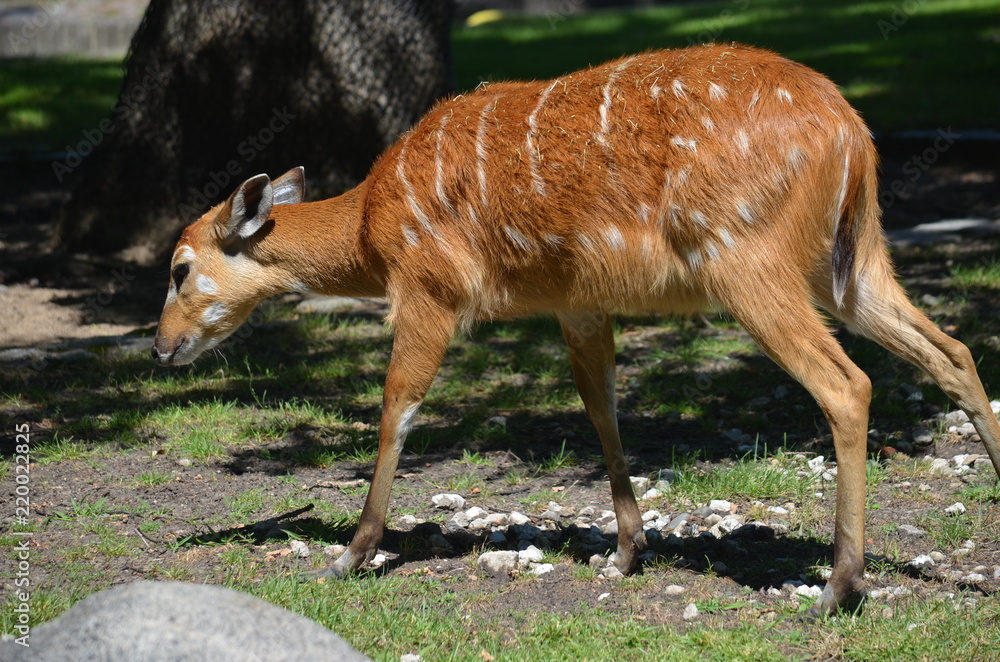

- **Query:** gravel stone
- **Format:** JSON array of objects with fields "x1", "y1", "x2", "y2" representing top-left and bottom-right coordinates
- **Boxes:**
[
  {"x1": 477, "y1": 551, "x2": 519, "y2": 577},
  {"x1": 709, "y1": 499, "x2": 733, "y2": 514},
  {"x1": 509, "y1": 511, "x2": 530, "y2": 526},
  {"x1": 897, "y1": 524, "x2": 928, "y2": 537},
  {"x1": 944, "y1": 502, "x2": 967, "y2": 516},
  {"x1": 518, "y1": 545, "x2": 545, "y2": 564},
  {"x1": 431, "y1": 494, "x2": 466, "y2": 510},
  {"x1": 532, "y1": 563, "x2": 555, "y2": 576},
  {"x1": 682, "y1": 603, "x2": 699, "y2": 620},
  {"x1": 664, "y1": 585, "x2": 686, "y2": 595}
]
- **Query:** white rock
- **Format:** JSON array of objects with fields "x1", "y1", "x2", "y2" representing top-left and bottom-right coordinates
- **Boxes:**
[
  {"x1": 709, "y1": 499, "x2": 732, "y2": 514},
  {"x1": 907, "y1": 554, "x2": 935, "y2": 568},
  {"x1": 532, "y1": 563, "x2": 554, "y2": 576},
  {"x1": 485, "y1": 513, "x2": 509, "y2": 527},
  {"x1": 717, "y1": 516, "x2": 743, "y2": 535},
  {"x1": 289, "y1": 540, "x2": 310, "y2": 558},
  {"x1": 518, "y1": 545, "x2": 545, "y2": 564},
  {"x1": 642, "y1": 510, "x2": 661, "y2": 522},
  {"x1": 928, "y1": 458, "x2": 952, "y2": 476},
  {"x1": 705, "y1": 514, "x2": 723, "y2": 526},
  {"x1": 477, "y1": 551, "x2": 519, "y2": 577},
  {"x1": 807, "y1": 456, "x2": 826, "y2": 473},
  {"x1": 630, "y1": 476, "x2": 650, "y2": 493},
  {"x1": 432, "y1": 493, "x2": 466, "y2": 509},
  {"x1": 468, "y1": 518, "x2": 491, "y2": 531},
  {"x1": 465, "y1": 506, "x2": 488, "y2": 519},
  {"x1": 509, "y1": 511, "x2": 530, "y2": 526},
  {"x1": 944, "y1": 502, "x2": 967, "y2": 516},
  {"x1": 641, "y1": 488, "x2": 662, "y2": 500},
  {"x1": 370, "y1": 553, "x2": 387, "y2": 568},
  {"x1": 795, "y1": 584, "x2": 823, "y2": 598},
  {"x1": 398, "y1": 514, "x2": 420, "y2": 527},
  {"x1": 962, "y1": 573, "x2": 986, "y2": 583},
  {"x1": 767, "y1": 506, "x2": 789, "y2": 516},
  {"x1": 600, "y1": 566, "x2": 624, "y2": 580},
  {"x1": 929, "y1": 551, "x2": 946, "y2": 562},
  {"x1": 597, "y1": 592, "x2": 611, "y2": 601},
  {"x1": 992, "y1": 401, "x2": 1000, "y2": 415},
  {"x1": 401, "y1": 655, "x2": 422, "y2": 662},
  {"x1": 664, "y1": 585, "x2": 686, "y2": 595},
  {"x1": 682, "y1": 603, "x2": 700, "y2": 620}
]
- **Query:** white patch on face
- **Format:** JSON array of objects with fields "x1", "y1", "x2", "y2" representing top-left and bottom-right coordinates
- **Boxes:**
[
  {"x1": 737, "y1": 201, "x2": 755, "y2": 225},
  {"x1": 777, "y1": 88, "x2": 793, "y2": 104},
  {"x1": 202, "y1": 302, "x2": 228, "y2": 326},
  {"x1": 166, "y1": 282, "x2": 177, "y2": 304},
  {"x1": 393, "y1": 403, "x2": 421, "y2": 451},
  {"x1": 708, "y1": 82, "x2": 727, "y2": 101},
  {"x1": 174, "y1": 245, "x2": 196, "y2": 263},
  {"x1": 196, "y1": 274, "x2": 218, "y2": 295}
]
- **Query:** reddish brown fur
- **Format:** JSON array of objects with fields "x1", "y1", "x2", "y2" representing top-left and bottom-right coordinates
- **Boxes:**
[{"x1": 153, "y1": 44, "x2": 1000, "y2": 616}]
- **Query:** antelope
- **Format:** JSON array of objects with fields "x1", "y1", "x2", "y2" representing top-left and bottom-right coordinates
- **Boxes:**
[{"x1": 152, "y1": 43, "x2": 1000, "y2": 615}]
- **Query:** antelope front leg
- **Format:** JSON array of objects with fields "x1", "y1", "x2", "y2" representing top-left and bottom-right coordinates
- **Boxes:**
[
  {"x1": 558, "y1": 311, "x2": 646, "y2": 574},
  {"x1": 320, "y1": 301, "x2": 457, "y2": 577}
]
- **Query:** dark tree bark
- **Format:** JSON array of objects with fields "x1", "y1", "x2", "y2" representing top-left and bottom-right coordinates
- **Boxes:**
[{"x1": 53, "y1": 0, "x2": 453, "y2": 264}]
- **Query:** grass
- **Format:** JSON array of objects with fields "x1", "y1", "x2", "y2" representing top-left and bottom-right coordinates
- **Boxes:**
[{"x1": 2, "y1": 1, "x2": 999, "y2": 156}]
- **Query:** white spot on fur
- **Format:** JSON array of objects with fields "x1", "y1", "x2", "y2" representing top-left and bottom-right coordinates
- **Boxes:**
[
  {"x1": 708, "y1": 82, "x2": 727, "y2": 101},
  {"x1": 689, "y1": 209, "x2": 708, "y2": 227},
  {"x1": 595, "y1": 60, "x2": 632, "y2": 148},
  {"x1": 401, "y1": 224, "x2": 419, "y2": 247},
  {"x1": 787, "y1": 144, "x2": 807, "y2": 172},
  {"x1": 394, "y1": 403, "x2": 421, "y2": 451},
  {"x1": 672, "y1": 79, "x2": 686, "y2": 99},
  {"x1": 701, "y1": 116, "x2": 715, "y2": 132},
  {"x1": 196, "y1": 274, "x2": 218, "y2": 295},
  {"x1": 748, "y1": 90, "x2": 760, "y2": 111},
  {"x1": 396, "y1": 138, "x2": 434, "y2": 236},
  {"x1": 685, "y1": 247, "x2": 703, "y2": 271},
  {"x1": 777, "y1": 88, "x2": 793, "y2": 104},
  {"x1": 735, "y1": 130, "x2": 750, "y2": 157},
  {"x1": 476, "y1": 96, "x2": 500, "y2": 208},
  {"x1": 637, "y1": 202, "x2": 652, "y2": 224},
  {"x1": 671, "y1": 136, "x2": 697, "y2": 151},
  {"x1": 718, "y1": 228, "x2": 736, "y2": 249},
  {"x1": 603, "y1": 225, "x2": 625, "y2": 250},
  {"x1": 527, "y1": 80, "x2": 559, "y2": 196},
  {"x1": 505, "y1": 225, "x2": 533, "y2": 251},
  {"x1": 543, "y1": 233, "x2": 564, "y2": 248},
  {"x1": 737, "y1": 201, "x2": 755, "y2": 224},
  {"x1": 650, "y1": 84, "x2": 662, "y2": 98},
  {"x1": 202, "y1": 302, "x2": 228, "y2": 326},
  {"x1": 704, "y1": 241, "x2": 720, "y2": 261},
  {"x1": 435, "y1": 111, "x2": 458, "y2": 218}
]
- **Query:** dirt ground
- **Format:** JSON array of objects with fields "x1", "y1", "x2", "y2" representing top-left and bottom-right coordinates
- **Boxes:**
[{"x1": 2, "y1": 138, "x2": 1000, "y2": 639}]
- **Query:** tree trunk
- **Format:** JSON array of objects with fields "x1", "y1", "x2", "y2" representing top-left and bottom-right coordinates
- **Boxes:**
[{"x1": 53, "y1": 0, "x2": 453, "y2": 264}]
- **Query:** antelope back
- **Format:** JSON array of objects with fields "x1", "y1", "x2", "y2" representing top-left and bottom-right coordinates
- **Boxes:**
[{"x1": 364, "y1": 44, "x2": 875, "y2": 326}]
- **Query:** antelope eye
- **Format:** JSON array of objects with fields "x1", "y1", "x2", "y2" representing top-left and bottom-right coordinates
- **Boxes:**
[{"x1": 172, "y1": 263, "x2": 190, "y2": 289}]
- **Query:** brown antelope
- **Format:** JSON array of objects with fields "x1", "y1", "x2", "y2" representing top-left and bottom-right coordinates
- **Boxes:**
[{"x1": 152, "y1": 43, "x2": 1000, "y2": 615}]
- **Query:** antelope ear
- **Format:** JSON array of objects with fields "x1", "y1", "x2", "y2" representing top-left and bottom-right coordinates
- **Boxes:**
[
  {"x1": 272, "y1": 166, "x2": 305, "y2": 205},
  {"x1": 220, "y1": 173, "x2": 273, "y2": 240}
]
